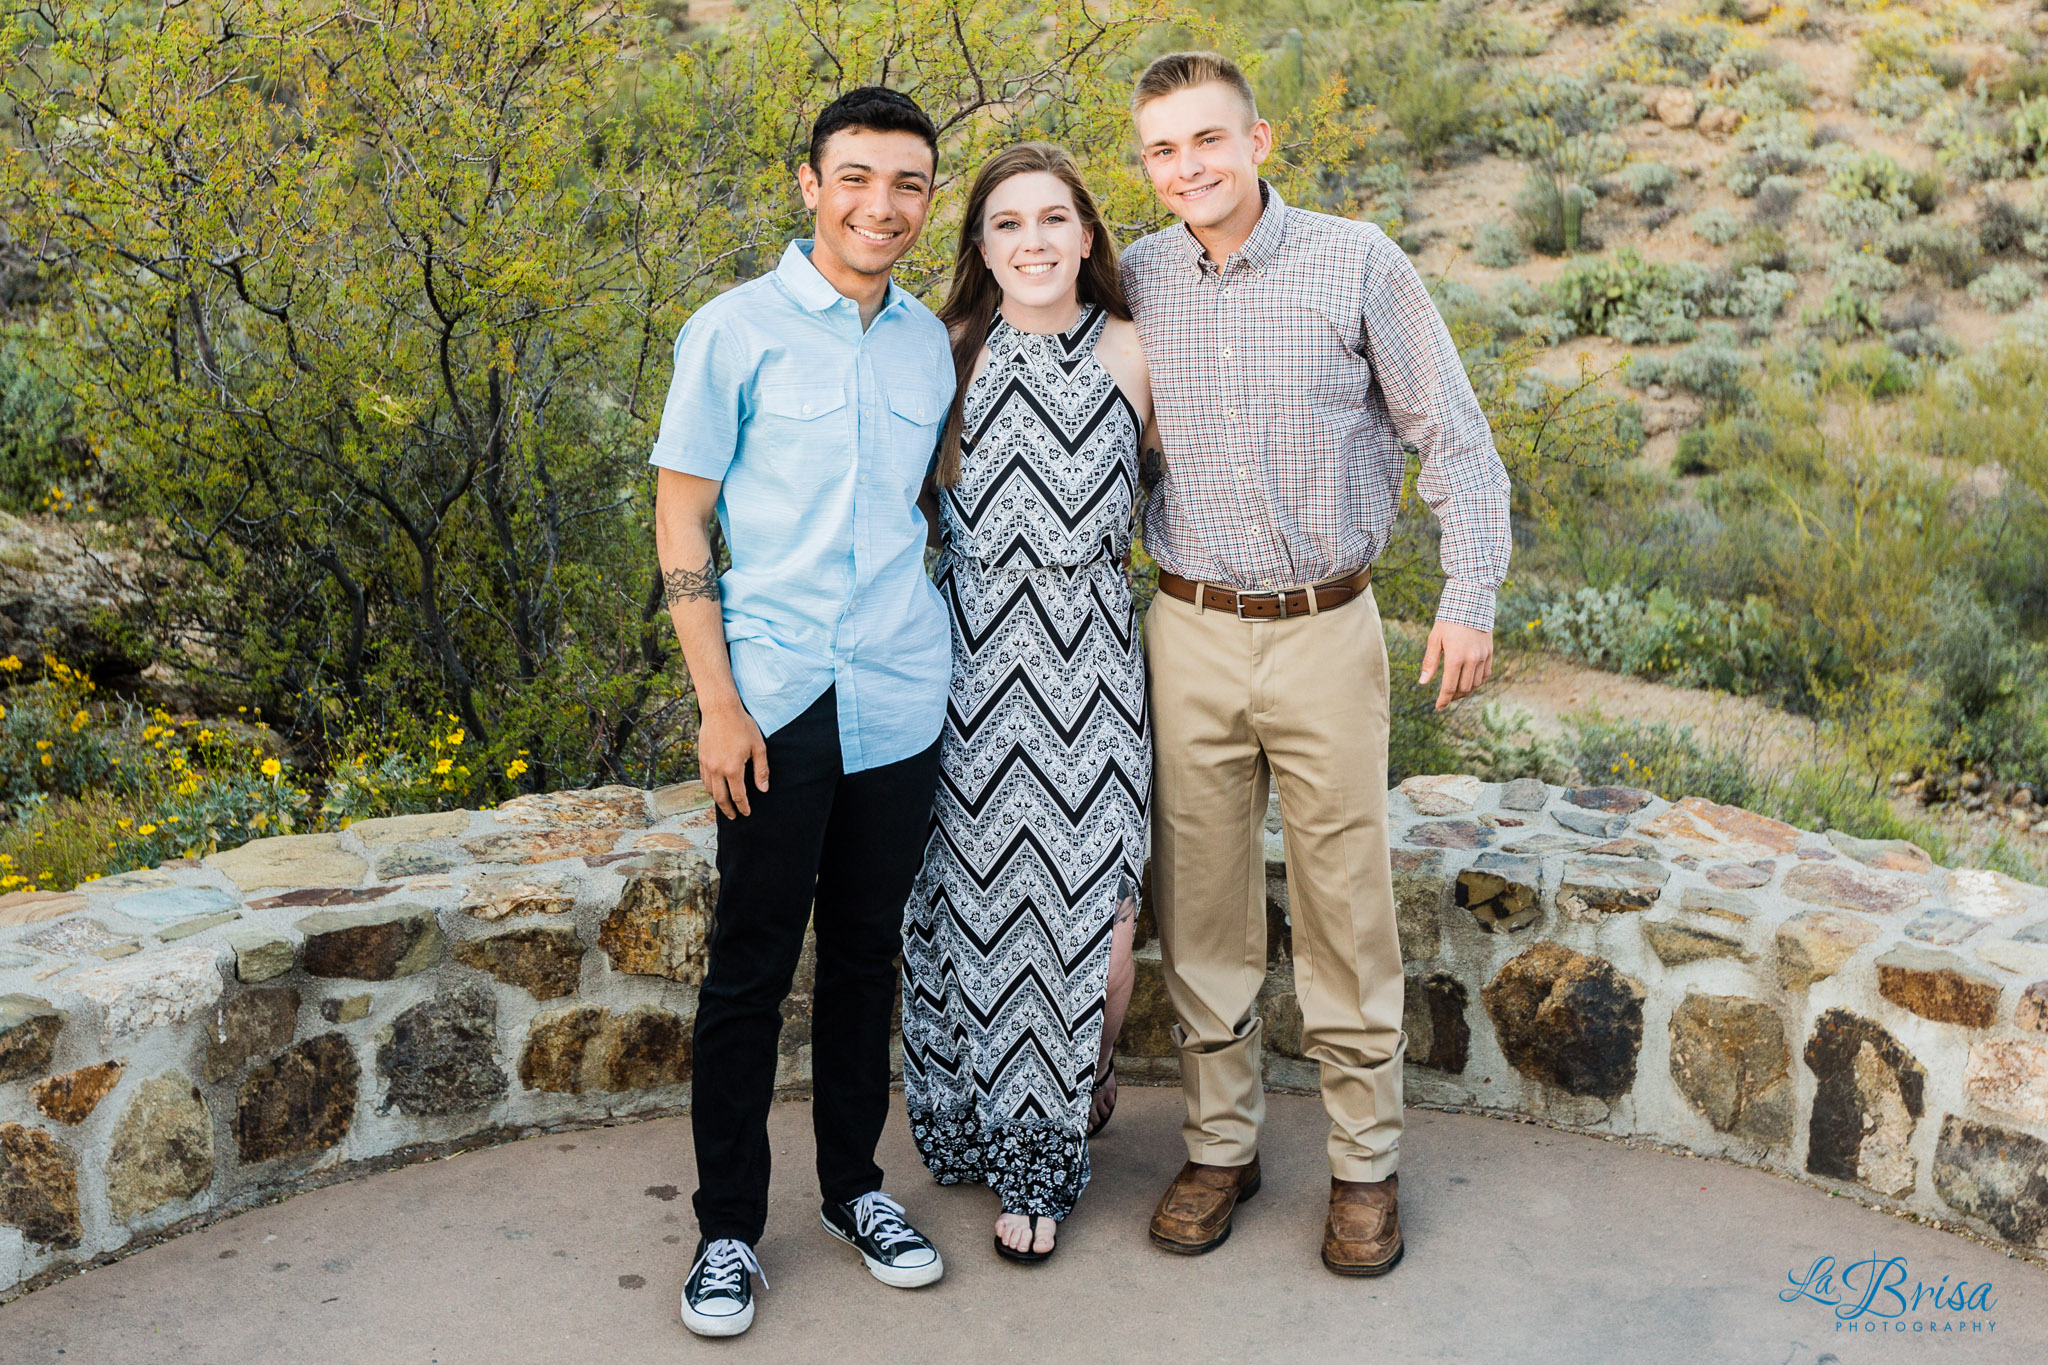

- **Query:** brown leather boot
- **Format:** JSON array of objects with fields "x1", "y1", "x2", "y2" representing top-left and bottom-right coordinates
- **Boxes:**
[
  {"x1": 1322, "y1": 1174, "x2": 1402, "y2": 1276},
  {"x1": 1148, "y1": 1155, "x2": 1261, "y2": 1255}
]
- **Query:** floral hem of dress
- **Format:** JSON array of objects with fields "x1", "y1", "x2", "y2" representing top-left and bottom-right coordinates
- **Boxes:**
[{"x1": 906, "y1": 1099, "x2": 1092, "y2": 1220}]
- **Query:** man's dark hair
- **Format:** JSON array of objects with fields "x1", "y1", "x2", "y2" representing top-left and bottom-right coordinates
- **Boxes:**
[{"x1": 808, "y1": 87, "x2": 939, "y2": 174}]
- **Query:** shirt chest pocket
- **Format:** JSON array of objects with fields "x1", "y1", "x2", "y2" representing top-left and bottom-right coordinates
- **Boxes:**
[
  {"x1": 752, "y1": 382, "x2": 851, "y2": 490},
  {"x1": 885, "y1": 382, "x2": 947, "y2": 477}
]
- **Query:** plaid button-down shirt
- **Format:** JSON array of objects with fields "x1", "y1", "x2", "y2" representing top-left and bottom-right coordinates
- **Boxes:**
[{"x1": 1121, "y1": 183, "x2": 1511, "y2": 631}]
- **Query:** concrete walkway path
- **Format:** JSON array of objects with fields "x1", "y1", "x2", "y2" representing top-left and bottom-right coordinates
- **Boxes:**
[{"x1": 4, "y1": 1089, "x2": 2042, "y2": 1364}]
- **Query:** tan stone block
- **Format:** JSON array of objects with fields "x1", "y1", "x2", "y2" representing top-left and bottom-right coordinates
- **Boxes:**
[
  {"x1": 1782, "y1": 861, "x2": 1928, "y2": 916},
  {"x1": 650, "y1": 781, "x2": 714, "y2": 820},
  {"x1": 0, "y1": 892, "x2": 87, "y2": 928},
  {"x1": 458, "y1": 872, "x2": 576, "y2": 921},
  {"x1": 106, "y1": 1073, "x2": 212, "y2": 1221},
  {"x1": 1639, "y1": 797, "x2": 1800, "y2": 860},
  {"x1": 1965, "y1": 1038, "x2": 2048, "y2": 1126},
  {"x1": 1397, "y1": 774, "x2": 1482, "y2": 816},
  {"x1": 207, "y1": 834, "x2": 367, "y2": 893},
  {"x1": 598, "y1": 854, "x2": 715, "y2": 983},
  {"x1": 1947, "y1": 869, "x2": 2042, "y2": 921},
  {"x1": 0, "y1": 1122, "x2": 81, "y2": 1248},
  {"x1": 343, "y1": 810, "x2": 471, "y2": 847},
  {"x1": 1668, "y1": 993, "x2": 1791, "y2": 1143},
  {"x1": 492, "y1": 785, "x2": 649, "y2": 830},
  {"x1": 1875, "y1": 947, "x2": 2001, "y2": 1028},
  {"x1": 1775, "y1": 910, "x2": 1881, "y2": 990},
  {"x1": 67, "y1": 946, "x2": 225, "y2": 1036},
  {"x1": 460, "y1": 827, "x2": 618, "y2": 865},
  {"x1": 31, "y1": 1060, "x2": 125, "y2": 1124},
  {"x1": 0, "y1": 995, "x2": 64, "y2": 1083}
]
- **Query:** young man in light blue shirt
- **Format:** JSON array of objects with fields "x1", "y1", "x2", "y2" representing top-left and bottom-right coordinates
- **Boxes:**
[{"x1": 649, "y1": 88, "x2": 954, "y2": 1338}]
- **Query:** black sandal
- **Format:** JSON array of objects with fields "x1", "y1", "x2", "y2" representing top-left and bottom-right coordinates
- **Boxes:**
[
  {"x1": 993, "y1": 1214, "x2": 1056, "y2": 1264},
  {"x1": 1086, "y1": 1058, "x2": 1117, "y2": 1138}
]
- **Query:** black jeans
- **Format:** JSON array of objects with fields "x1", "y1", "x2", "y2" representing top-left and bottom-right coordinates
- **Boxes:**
[{"x1": 690, "y1": 687, "x2": 941, "y2": 1245}]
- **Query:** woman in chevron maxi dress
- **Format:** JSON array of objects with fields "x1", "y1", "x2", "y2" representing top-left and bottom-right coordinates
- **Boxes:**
[{"x1": 902, "y1": 144, "x2": 1152, "y2": 1262}]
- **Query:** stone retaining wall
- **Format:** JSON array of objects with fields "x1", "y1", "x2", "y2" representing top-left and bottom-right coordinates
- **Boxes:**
[{"x1": 2, "y1": 776, "x2": 2046, "y2": 1298}]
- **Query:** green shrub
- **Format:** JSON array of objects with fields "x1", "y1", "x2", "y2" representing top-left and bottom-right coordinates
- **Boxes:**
[
  {"x1": 1474, "y1": 221, "x2": 1528, "y2": 268},
  {"x1": 1565, "y1": 0, "x2": 1631, "y2": 25},
  {"x1": 1805, "y1": 283, "x2": 1884, "y2": 339},
  {"x1": 1673, "y1": 415, "x2": 1774, "y2": 476},
  {"x1": 1549, "y1": 248, "x2": 1710, "y2": 343},
  {"x1": 1977, "y1": 196, "x2": 2044, "y2": 254},
  {"x1": 1563, "y1": 715, "x2": 1771, "y2": 808},
  {"x1": 1854, "y1": 71, "x2": 1946, "y2": 126},
  {"x1": 2014, "y1": 96, "x2": 2048, "y2": 165},
  {"x1": 1691, "y1": 206, "x2": 1743, "y2": 245},
  {"x1": 1827, "y1": 247, "x2": 1907, "y2": 294},
  {"x1": 1721, "y1": 113, "x2": 1817, "y2": 195},
  {"x1": 1809, "y1": 192, "x2": 1901, "y2": 244},
  {"x1": 1706, "y1": 266, "x2": 1799, "y2": 322},
  {"x1": 1968, "y1": 263, "x2": 2042, "y2": 312},
  {"x1": 1751, "y1": 174, "x2": 1803, "y2": 221},
  {"x1": 1603, "y1": 16, "x2": 1745, "y2": 85},
  {"x1": 1519, "y1": 582, "x2": 1788, "y2": 693},
  {"x1": 1905, "y1": 169, "x2": 1943, "y2": 215},
  {"x1": 1616, "y1": 161, "x2": 1678, "y2": 206},
  {"x1": 1453, "y1": 703, "x2": 1571, "y2": 785},
  {"x1": 1883, "y1": 219, "x2": 1984, "y2": 287},
  {"x1": 0, "y1": 343, "x2": 81, "y2": 515},
  {"x1": 1724, "y1": 64, "x2": 1810, "y2": 119},
  {"x1": 1825, "y1": 149, "x2": 1913, "y2": 208}
]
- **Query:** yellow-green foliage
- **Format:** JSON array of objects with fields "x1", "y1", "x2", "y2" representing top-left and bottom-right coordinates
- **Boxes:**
[
  {"x1": 0, "y1": 0, "x2": 1372, "y2": 795},
  {"x1": 1600, "y1": 15, "x2": 1756, "y2": 86}
]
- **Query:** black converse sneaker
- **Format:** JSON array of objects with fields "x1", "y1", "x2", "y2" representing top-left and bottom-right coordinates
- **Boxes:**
[
  {"x1": 820, "y1": 1190, "x2": 945, "y2": 1288},
  {"x1": 681, "y1": 1236, "x2": 764, "y2": 1337}
]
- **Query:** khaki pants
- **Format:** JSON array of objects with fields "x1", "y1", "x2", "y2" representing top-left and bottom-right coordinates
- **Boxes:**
[{"x1": 1145, "y1": 584, "x2": 1405, "y2": 1182}]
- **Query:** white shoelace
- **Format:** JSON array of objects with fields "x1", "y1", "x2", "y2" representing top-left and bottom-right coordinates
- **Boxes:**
[
  {"x1": 848, "y1": 1191, "x2": 925, "y2": 1255},
  {"x1": 692, "y1": 1237, "x2": 767, "y2": 1298}
]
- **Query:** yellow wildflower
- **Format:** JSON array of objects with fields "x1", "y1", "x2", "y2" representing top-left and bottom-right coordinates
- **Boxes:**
[
  {"x1": 71, "y1": 709, "x2": 89, "y2": 732},
  {"x1": 260, "y1": 757, "x2": 283, "y2": 779},
  {"x1": 433, "y1": 758, "x2": 454, "y2": 776},
  {"x1": 138, "y1": 823, "x2": 157, "y2": 836},
  {"x1": 505, "y1": 758, "x2": 530, "y2": 780}
]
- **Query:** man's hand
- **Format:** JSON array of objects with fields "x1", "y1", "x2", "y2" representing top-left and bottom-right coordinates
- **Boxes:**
[
  {"x1": 698, "y1": 699, "x2": 770, "y2": 818},
  {"x1": 1418, "y1": 620, "x2": 1495, "y2": 712}
]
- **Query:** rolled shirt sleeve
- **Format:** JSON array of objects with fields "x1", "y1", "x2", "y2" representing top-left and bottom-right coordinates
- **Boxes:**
[
  {"x1": 1359, "y1": 239, "x2": 1512, "y2": 634},
  {"x1": 648, "y1": 308, "x2": 744, "y2": 482}
]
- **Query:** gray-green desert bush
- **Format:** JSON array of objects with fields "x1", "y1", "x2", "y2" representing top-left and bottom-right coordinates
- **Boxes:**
[
  {"x1": 1474, "y1": 221, "x2": 1529, "y2": 268},
  {"x1": 1968, "y1": 263, "x2": 2042, "y2": 312},
  {"x1": 1691, "y1": 206, "x2": 1743, "y2": 245}
]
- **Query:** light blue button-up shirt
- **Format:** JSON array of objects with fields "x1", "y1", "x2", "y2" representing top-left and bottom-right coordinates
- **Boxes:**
[{"x1": 649, "y1": 241, "x2": 953, "y2": 772}]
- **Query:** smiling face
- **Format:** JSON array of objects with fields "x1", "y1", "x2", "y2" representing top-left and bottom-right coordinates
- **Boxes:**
[
  {"x1": 1133, "y1": 80, "x2": 1272, "y2": 240},
  {"x1": 978, "y1": 171, "x2": 1092, "y2": 314},
  {"x1": 798, "y1": 127, "x2": 936, "y2": 284}
]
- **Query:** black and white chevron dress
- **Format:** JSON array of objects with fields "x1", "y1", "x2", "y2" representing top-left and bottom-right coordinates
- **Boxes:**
[{"x1": 902, "y1": 305, "x2": 1151, "y2": 1220}]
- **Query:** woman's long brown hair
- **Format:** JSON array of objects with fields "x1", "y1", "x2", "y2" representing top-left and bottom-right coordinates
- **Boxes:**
[{"x1": 933, "y1": 142, "x2": 1130, "y2": 488}]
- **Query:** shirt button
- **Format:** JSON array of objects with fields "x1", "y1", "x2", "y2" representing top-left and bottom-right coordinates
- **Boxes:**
[
  {"x1": 1225, "y1": 407, "x2": 1237, "y2": 419},
  {"x1": 1221, "y1": 346, "x2": 1233, "y2": 360},
  {"x1": 802, "y1": 402, "x2": 813, "y2": 414}
]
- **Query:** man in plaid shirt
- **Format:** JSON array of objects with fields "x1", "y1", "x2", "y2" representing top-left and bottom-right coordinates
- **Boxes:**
[{"x1": 1122, "y1": 52, "x2": 1511, "y2": 1277}]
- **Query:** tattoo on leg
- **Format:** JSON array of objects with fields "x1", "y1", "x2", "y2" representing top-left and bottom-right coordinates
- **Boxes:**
[{"x1": 663, "y1": 554, "x2": 720, "y2": 606}]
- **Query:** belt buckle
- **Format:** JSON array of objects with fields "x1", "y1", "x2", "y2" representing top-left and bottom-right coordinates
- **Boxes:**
[{"x1": 1235, "y1": 589, "x2": 1286, "y2": 621}]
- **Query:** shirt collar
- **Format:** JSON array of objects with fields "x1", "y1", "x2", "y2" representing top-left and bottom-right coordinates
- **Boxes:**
[
  {"x1": 777, "y1": 239, "x2": 908, "y2": 318},
  {"x1": 1179, "y1": 180, "x2": 1289, "y2": 275}
]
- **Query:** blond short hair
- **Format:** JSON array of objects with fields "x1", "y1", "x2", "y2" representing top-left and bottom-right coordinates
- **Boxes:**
[{"x1": 1131, "y1": 51, "x2": 1259, "y2": 122}]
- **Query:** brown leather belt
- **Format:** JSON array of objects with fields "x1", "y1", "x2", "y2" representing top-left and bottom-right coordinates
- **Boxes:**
[{"x1": 1155, "y1": 567, "x2": 1372, "y2": 620}]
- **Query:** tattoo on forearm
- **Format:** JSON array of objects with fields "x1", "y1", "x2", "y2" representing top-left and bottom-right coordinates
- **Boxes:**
[
  {"x1": 663, "y1": 554, "x2": 720, "y2": 606},
  {"x1": 1139, "y1": 441, "x2": 1164, "y2": 495}
]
